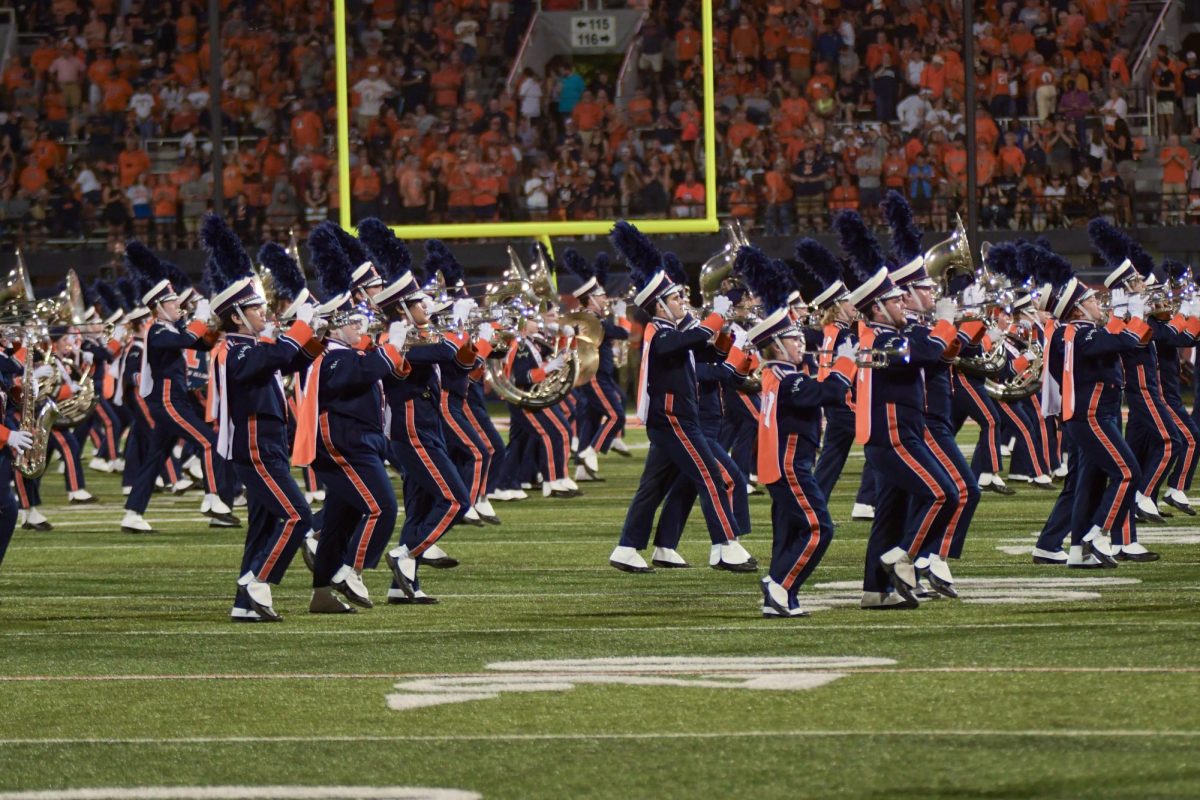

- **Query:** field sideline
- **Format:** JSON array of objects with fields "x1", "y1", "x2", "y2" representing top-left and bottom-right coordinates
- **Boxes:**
[{"x1": 1, "y1": 426, "x2": 1198, "y2": 800}]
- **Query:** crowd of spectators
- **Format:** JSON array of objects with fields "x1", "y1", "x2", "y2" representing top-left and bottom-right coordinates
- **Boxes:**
[{"x1": 0, "y1": 0, "x2": 1198, "y2": 250}]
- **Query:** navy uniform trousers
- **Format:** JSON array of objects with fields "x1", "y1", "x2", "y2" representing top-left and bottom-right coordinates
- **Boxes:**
[
  {"x1": 952, "y1": 371, "x2": 1004, "y2": 476},
  {"x1": 620, "y1": 416, "x2": 740, "y2": 549},
  {"x1": 510, "y1": 404, "x2": 570, "y2": 484},
  {"x1": 310, "y1": 415, "x2": 397, "y2": 588},
  {"x1": 998, "y1": 397, "x2": 1048, "y2": 478},
  {"x1": 923, "y1": 417, "x2": 981, "y2": 560},
  {"x1": 653, "y1": 414, "x2": 751, "y2": 550},
  {"x1": 126, "y1": 378, "x2": 228, "y2": 515},
  {"x1": 767, "y1": 441, "x2": 834, "y2": 593},
  {"x1": 863, "y1": 405, "x2": 961, "y2": 593},
  {"x1": 577, "y1": 375, "x2": 624, "y2": 454},
  {"x1": 1164, "y1": 399, "x2": 1199, "y2": 494},
  {"x1": 719, "y1": 388, "x2": 759, "y2": 479},
  {"x1": 1066, "y1": 386, "x2": 1141, "y2": 547},
  {"x1": 232, "y1": 417, "x2": 311, "y2": 583},
  {"x1": 441, "y1": 393, "x2": 491, "y2": 506},
  {"x1": 0, "y1": 449, "x2": 18, "y2": 569},
  {"x1": 1036, "y1": 427, "x2": 1079, "y2": 553},
  {"x1": 813, "y1": 407, "x2": 878, "y2": 507},
  {"x1": 49, "y1": 427, "x2": 87, "y2": 493},
  {"x1": 467, "y1": 380, "x2": 507, "y2": 494},
  {"x1": 1124, "y1": 382, "x2": 1180, "y2": 506},
  {"x1": 390, "y1": 400, "x2": 470, "y2": 558}
]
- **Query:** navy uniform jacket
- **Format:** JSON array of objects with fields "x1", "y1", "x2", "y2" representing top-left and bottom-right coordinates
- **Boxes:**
[
  {"x1": 695, "y1": 339, "x2": 739, "y2": 436},
  {"x1": 118, "y1": 338, "x2": 143, "y2": 408},
  {"x1": 144, "y1": 318, "x2": 216, "y2": 407},
  {"x1": 1149, "y1": 315, "x2": 1198, "y2": 407},
  {"x1": 316, "y1": 340, "x2": 403, "y2": 451},
  {"x1": 0, "y1": 351, "x2": 20, "y2": 430},
  {"x1": 856, "y1": 319, "x2": 946, "y2": 446},
  {"x1": 908, "y1": 316, "x2": 982, "y2": 426},
  {"x1": 764, "y1": 361, "x2": 852, "y2": 456},
  {"x1": 641, "y1": 312, "x2": 724, "y2": 428},
  {"x1": 223, "y1": 322, "x2": 314, "y2": 463},
  {"x1": 1048, "y1": 318, "x2": 1150, "y2": 419},
  {"x1": 80, "y1": 338, "x2": 115, "y2": 393},
  {"x1": 383, "y1": 335, "x2": 472, "y2": 441},
  {"x1": 596, "y1": 318, "x2": 629, "y2": 385}
]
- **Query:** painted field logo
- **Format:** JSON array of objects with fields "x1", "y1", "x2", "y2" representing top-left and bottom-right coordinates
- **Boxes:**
[{"x1": 386, "y1": 656, "x2": 895, "y2": 712}]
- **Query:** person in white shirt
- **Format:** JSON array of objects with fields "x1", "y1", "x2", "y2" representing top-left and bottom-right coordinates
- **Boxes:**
[
  {"x1": 128, "y1": 88, "x2": 156, "y2": 137},
  {"x1": 352, "y1": 65, "x2": 393, "y2": 127},
  {"x1": 896, "y1": 89, "x2": 932, "y2": 134}
]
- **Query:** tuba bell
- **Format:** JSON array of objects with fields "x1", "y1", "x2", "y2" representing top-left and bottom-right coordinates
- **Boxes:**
[{"x1": 698, "y1": 218, "x2": 749, "y2": 309}]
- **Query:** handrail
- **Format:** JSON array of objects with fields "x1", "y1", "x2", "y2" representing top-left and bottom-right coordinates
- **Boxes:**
[
  {"x1": 505, "y1": 10, "x2": 540, "y2": 94},
  {"x1": 1131, "y1": 0, "x2": 1178, "y2": 88},
  {"x1": 0, "y1": 8, "x2": 16, "y2": 73},
  {"x1": 614, "y1": 12, "x2": 646, "y2": 106}
]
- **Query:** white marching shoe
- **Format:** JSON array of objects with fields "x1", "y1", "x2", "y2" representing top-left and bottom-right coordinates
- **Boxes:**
[
  {"x1": 650, "y1": 546, "x2": 690, "y2": 568},
  {"x1": 578, "y1": 446, "x2": 599, "y2": 476},
  {"x1": 916, "y1": 553, "x2": 957, "y2": 598},
  {"x1": 979, "y1": 472, "x2": 1015, "y2": 495},
  {"x1": 474, "y1": 499, "x2": 500, "y2": 524},
  {"x1": 237, "y1": 573, "x2": 281, "y2": 622},
  {"x1": 68, "y1": 489, "x2": 96, "y2": 504},
  {"x1": 1081, "y1": 526, "x2": 1118, "y2": 568},
  {"x1": 462, "y1": 506, "x2": 485, "y2": 527},
  {"x1": 1032, "y1": 546, "x2": 1069, "y2": 565},
  {"x1": 23, "y1": 507, "x2": 51, "y2": 530},
  {"x1": 1134, "y1": 492, "x2": 1165, "y2": 523},
  {"x1": 88, "y1": 457, "x2": 114, "y2": 473},
  {"x1": 1162, "y1": 487, "x2": 1195, "y2": 516},
  {"x1": 418, "y1": 542, "x2": 459, "y2": 568},
  {"x1": 183, "y1": 455, "x2": 203, "y2": 480},
  {"x1": 1116, "y1": 541, "x2": 1161, "y2": 562},
  {"x1": 574, "y1": 464, "x2": 595, "y2": 482},
  {"x1": 610, "y1": 437, "x2": 631, "y2": 456},
  {"x1": 880, "y1": 547, "x2": 919, "y2": 602},
  {"x1": 850, "y1": 503, "x2": 875, "y2": 520},
  {"x1": 121, "y1": 510, "x2": 154, "y2": 534},
  {"x1": 861, "y1": 590, "x2": 918, "y2": 610},
  {"x1": 330, "y1": 564, "x2": 372, "y2": 608},
  {"x1": 171, "y1": 478, "x2": 195, "y2": 495},
  {"x1": 609, "y1": 545, "x2": 653, "y2": 573},
  {"x1": 710, "y1": 540, "x2": 757, "y2": 573},
  {"x1": 1066, "y1": 545, "x2": 1103, "y2": 569},
  {"x1": 201, "y1": 493, "x2": 233, "y2": 515}
]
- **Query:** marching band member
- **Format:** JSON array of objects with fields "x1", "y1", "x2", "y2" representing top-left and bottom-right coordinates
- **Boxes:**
[
  {"x1": 834, "y1": 210, "x2": 962, "y2": 609},
  {"x1": 80, "y1": 283, "x2": 127, "y2": 474},
  {"x1": 607, "y1": 222, "x2": 752, "y2": 574},
  {"x1": 505, "y1": 311, "x2": 575, "y2": 498},
  {"x1": 951, "y1": 318, "x2": 1013, "y2": 496},
  {"x1": 1157, "y1": 260, "x2": 1200, "y2": 516},
  {"x1": 561, "y1": 249, "x2": 629, "y2": 481},
  {"x1": 358, "y1": 227, "x2": 475, "y2": 603},
  {"x1": 120, "y1": 239, "x2": 235, "y2": 534},
  {"x1": 46, "y1": 327, "x2": 97, "y2": 504},
  {"x1": 112, "y1": 278, "x2": 159, "y2": 499},
  {"x1": 293, "y1": 225, "x2": 406, "y2": 613},
  {"x1": 795, "y1": 238, "x2": 874, "y2": 517},
  {"x1": 733, "y1": 247, "x2": 856, "y2": 617},
  {"x1": 204, "y1": 215, "x2": 320, "y2": 622},
  {"x1": 882, "y1": 193, "x2": 986, "y2": 589},
  {"x1": 989, "y1": 299, "x2": 1053, "y2": 487},
  {"x1": 1039, "y1": 243, "x2": 1153, "y2": 566},
  {"x1": 0, "y1": 343, "x2": 31, "y2": 571},
  {"x1": 1090, "y1": 219, "x2": 1178, "y2": 533}
]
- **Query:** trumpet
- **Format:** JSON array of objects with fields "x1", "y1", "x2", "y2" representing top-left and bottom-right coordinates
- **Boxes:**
[{"x1": 815, "y1": 340, "x2": 911, "y2": 369}]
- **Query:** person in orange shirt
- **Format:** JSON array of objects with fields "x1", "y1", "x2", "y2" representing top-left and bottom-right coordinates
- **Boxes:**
[
  {"x1": 177, "y1": 2, "x2": 199, "y2": 52},
  {"x1": 472, "y1": 163, "x2": 500, "y2": 221},
  {"x1": 764, "y1": 157, "x2": 793, "y2": 235},
  {"x1": 289, "y1": 103, "x2": 323, "y2": 152},
  {"x1": 571, "y1": 91, "x2": 604, "y2": 143},
  {"x1": 998, "y1": 131, "x2": 1027, "y2": 178},
  {"x1": 976, "y1": 144, "x2": 997, "y2": 187},
  {"x1": 988, "y1": 58, "x2": 1014, "y2": 118},
  {"x1": 1009, "y1": 23, "x2": 1035, "y2": 60},
  {"x1": 1108, "y1": 48, "x2": 1131, "y2": 87},
  {"x1": 30, "y1": 134, "x2": 63, "y2": 171},
  {"x1": 806, "y1": 63, "x2": 835, "y2": 104},
  {"x1": 117, "y1": 136, "x2": 150, "y2": 188},
  {"x1": 29, "y1": 36, "x2": 57, "y2": 76},
  {"x1": 976, "y1": 106, "x2": 1001, "y2": 152},
  {"x1": 781, "y1": 84, "x2": 810, "y2": 128},
  {"x1": 1077, "y1": 38, "x2": 1105, "y2": 81},
  {"x1": 829, "y1": 174, "x2": 859, "y2": 211},
  {"x1": 352, "y1": 161, "x2": 383, "y2": 218},
  {"x1": 101, "y1": 74, "x2": 133, "y2": 117},
  {"x1": 882, "y1": 147, "x2": 909, "y2": 190},
  {"x1": 786, "y1": 30, "x2": 812, "y2": 84},
  {"x1": 726, "y1": 110, "x2": 759, "y2": 151},
  {"x1": 675, "y1": 17, "x2": 701, "y2": 63},
  {"x1": 445, "y1": 155, "x2": 474, "y2": 221},
  {"x1": 920, "y1": 54, "x2": 948, "y2": 99},
  {"x1": 1159, "y1": 134, "x2": 1192, "y2": 224},
  {"x1": 943, "y1": 137, "x2": 968, "y2": 199},
  {"x1": 151, "y1": 175, "x2": 178, "y2": 249},
  {"x1": 18, "y1": 161, "x2": 48, "y2": 196},
  {"x1": 729, "y1": 13, "x2": 759, "y2": 61},
  {"x1": 221, "y1": 161, "x2": 244, "y2": 201}
]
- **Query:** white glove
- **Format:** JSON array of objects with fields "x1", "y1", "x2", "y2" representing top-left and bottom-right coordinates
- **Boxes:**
[
  {"x1": 987, "y1": 326, "x2": 1005, "y2": 344},
  {"x1": 711, "y1": 295, "x2": 733, "y2": 316},
  {"x1": 81, "y1": 351, "x2": 94, "y2": 365},
  {"x1": 452, "y1": 298, "x2": 477, "y2": 325},
  {"x1": 1183, "y1": 297, "x2": 1197, "y2": 318},
  {"x1": 112, "y1": 324, "x2": 127, "y2": 341},
  {"x1": 543, "y1": 353, "x2": 567, "y2": 374},
  {"x1": 835, "y1": 340, "x2": 859, "y2": 362},
  {"x1": 32, "y1": 365, "x2": 54, "y2": 381},
  {"x1": 730, "y1": 323, "x2": 748, "y2": 350},
  {"x1": 387, "y1": 321, "x2": 410, "y2": 346},
  {"x1": 613, "y1": 299, "x2": 627, "y2": 318},
  {"x1": 295, "y1": 303, "x2": 315, "y2": 325},
  {"x1": 6, "y1": 429, "x2": 32, "y2": 454},
  {"x1": 545, "y1": 322, "x2": 560, "y2": 335},
  {"x1": 193, "y1": 298, "x2": 211, "y2": 322},
  {"x1": 934, "y1": 297, "x2": 956, "y2": 323},
  {"x1": 261, "y1": 322, "x2": 276, "y2": 340},
  {"x1": 562, "y1": 324, "x2": 575, "y2": 338},
  {"x1": 1127, "y1": 293, "x2": 1146, "y2": 320},
  {"x1": 477, "y1": 323, "x2": 495, "y2": 344},
  {"x1": 311, "y1": 317, "x2": 329, "y2": 338}
]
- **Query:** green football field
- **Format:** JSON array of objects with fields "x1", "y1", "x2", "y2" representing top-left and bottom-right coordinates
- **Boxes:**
[{"x1": 1, "y1": 426, "x2": 1198, "y2": 800}]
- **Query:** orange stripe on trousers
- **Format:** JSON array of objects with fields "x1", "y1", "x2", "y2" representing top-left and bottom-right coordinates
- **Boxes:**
[
  {"x1": 318, "y1": 411, "x2": 381, "y2": 571},
  {"x1": 249, "y1": 416, "x2": 302, "y2": 580},
  {"x1": 885, "y1": 405, "x2": 947, "y2": 556},
  {"x1": 781, "y1": 434, "x2": 823, "y2": 590},
  {"x1": 406, "y1": 399, "x2": 461, "y2": 556}
]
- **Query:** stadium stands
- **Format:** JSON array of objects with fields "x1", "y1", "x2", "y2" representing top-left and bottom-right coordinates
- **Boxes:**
[{"x1": 0, "y1": 0, "x2": 1197, "y2": 249}]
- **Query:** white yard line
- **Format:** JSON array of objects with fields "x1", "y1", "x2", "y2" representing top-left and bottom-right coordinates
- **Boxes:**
[
  {"x1": 2, "y1": 620, "x2": 1198, "y2": 638},
  {"x1": 3, "y1": 665, "x2": 1200, "y2": 683},
  {"x1": 0, "y1": 729, "x2": 1197, "y2": 746}
]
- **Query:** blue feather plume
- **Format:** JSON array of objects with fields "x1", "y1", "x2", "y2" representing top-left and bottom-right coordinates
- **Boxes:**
[
  {"x1": 124, "y1": 240, "x2": 169, "y2": 299},
  {"x1": 561, "y1": 249, "x2": 593, "y2": 281},
  {"x1": 662, "y1": 252, "x2": 688, "y2": 286},
  {"x1": 94, "y1": 281, "x2": 121, "y2": 317},
  {"x1": 985, "y1": 242, "x2": 1020, "y2": 283},
  {"x1": 115, "y1": 277, "x2": 137, "y2": 310},
  {"x1": 733, "y1": 246, "x2": 792, "y2": 312},
  {"x1": 309, "y1": 225, "x2": 353, "y2": 298},
  {"x1": 358, "y1": 218, "x2": 412, "y2": 282},
  {"x1": 593, "y1": 252, "x2": 610, "y2": 288},
  {"x1": 258, "y1": 243, "x2": 308, "y2": 303},
  {"x1": 881, "y1": 191, "x2": 923, "y2": 265},
  {"x1": 427, "y1": 240, "x2": 463, "y2": 288},
  {"x1": 794, "y1": 238, "x2": 843, "y2": 290},
  {"x1": 1018, "y1": 241, "x2": 1074, "y2": 288},
  {"x1": 833, "y1": 210, "x2": 884, "y2": 289},
  {"x1": 1087, "y1": 218, "x2": 1141, "y2": 272},
  {"x1": 200, "y1": 213, "x2": 253, "y2": 287},
  {"x1": 328, "y1": 222, "x2": 370, "y2": 268},
  {"x1": 610, "y1": 221, "x2": 662, "y2": 291},
  {"x1": 1163, "y1": 259, "x2": 1190, "y2": 282}
]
